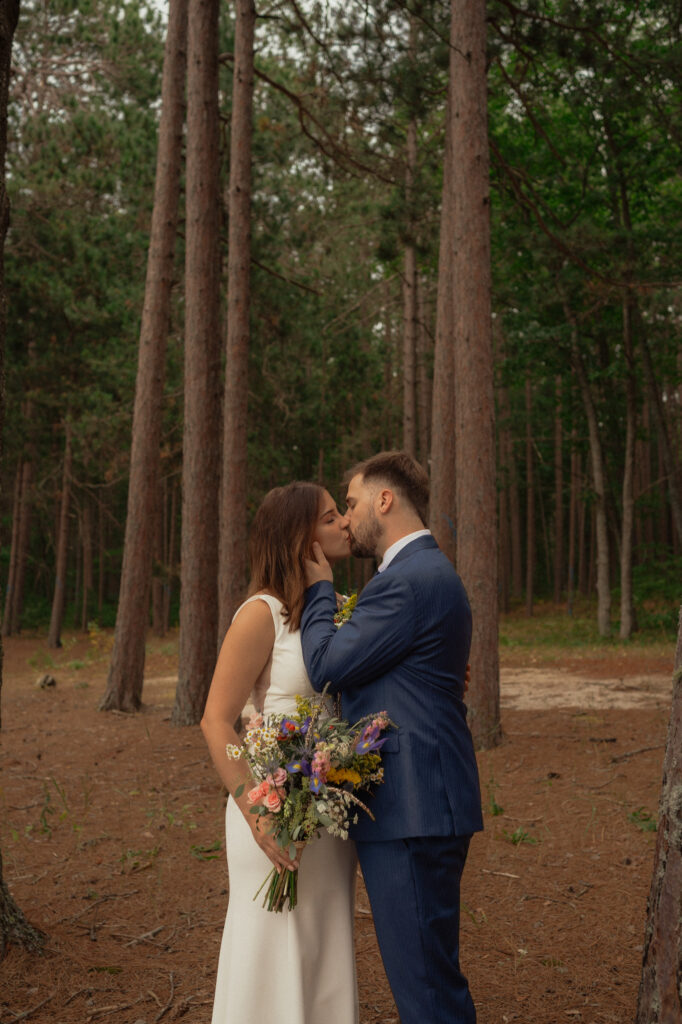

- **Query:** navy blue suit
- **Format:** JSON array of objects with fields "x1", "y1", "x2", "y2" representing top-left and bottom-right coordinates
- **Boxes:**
[{"x1": 301, "y1": 535, "x2": 482, "y2": 1022}]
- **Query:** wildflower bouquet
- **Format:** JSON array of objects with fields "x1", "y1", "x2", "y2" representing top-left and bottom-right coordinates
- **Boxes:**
[{"x1": 228, "y1": 694, "x2": 394, "y2": 912}]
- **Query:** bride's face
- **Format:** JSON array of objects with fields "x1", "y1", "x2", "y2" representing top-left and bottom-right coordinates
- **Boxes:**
[{"x1": 313, "y1": 490, "x2": 350, "y2": 565}]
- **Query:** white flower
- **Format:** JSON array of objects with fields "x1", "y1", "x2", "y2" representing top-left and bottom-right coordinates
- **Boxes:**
[{"x1": 226, "y1": 744, "x2": 243, "y2": 760}]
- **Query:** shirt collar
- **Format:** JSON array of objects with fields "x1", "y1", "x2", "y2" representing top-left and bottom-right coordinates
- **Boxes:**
[{"x1": 377, "y1": 529, "x2": 431, "y2": 572}]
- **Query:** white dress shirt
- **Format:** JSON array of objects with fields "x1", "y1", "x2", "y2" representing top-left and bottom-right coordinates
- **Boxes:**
[{"x1": 377, "y1": 529, "x2": 431, "y2": 573}]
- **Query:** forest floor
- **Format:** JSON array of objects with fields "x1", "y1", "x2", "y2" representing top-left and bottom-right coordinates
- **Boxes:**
[{"x1": 0, "y1": 620, "x2": 675, "y2": 1024}]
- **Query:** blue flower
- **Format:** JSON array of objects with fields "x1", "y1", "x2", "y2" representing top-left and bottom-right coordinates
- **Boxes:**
[{"x1": 286, "y1": 759, "x2": 311, "y2": 776}]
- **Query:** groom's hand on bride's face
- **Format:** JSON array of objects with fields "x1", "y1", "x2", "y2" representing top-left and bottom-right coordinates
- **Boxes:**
[{"x1": 304, "y1": 541, "x2": 334, "y2": 587}]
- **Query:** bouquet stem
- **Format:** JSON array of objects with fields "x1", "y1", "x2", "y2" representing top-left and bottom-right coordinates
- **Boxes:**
[{"x1": 254, "y1": 842, "x2": 305, "y2": 912}]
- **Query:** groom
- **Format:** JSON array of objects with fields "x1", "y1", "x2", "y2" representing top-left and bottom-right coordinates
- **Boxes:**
[{"x1": 301, "y1": 450, "x2": 482, "y2": 1024}]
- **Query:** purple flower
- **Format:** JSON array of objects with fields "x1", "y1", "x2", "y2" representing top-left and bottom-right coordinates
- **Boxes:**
[
  {"x1": 309, "y1": 775, "x2": 323, "y2": 794},
  {"x1": 286, "y1": 759, "x2": 311, "y2": 776},
  {"x1": 278, "y1": 718, "x2": 299, "y2": 739},
  {"x1": 354, "y1": 724, "x2": 387, "y2": 754},
  {"x1": 300, "y1": 716, "x2": 311, "y2": 736}
]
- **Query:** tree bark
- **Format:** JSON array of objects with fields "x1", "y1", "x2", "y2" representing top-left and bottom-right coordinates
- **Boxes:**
[
  {"x1": 1, "y1": 462, "x2": 20, "y2": 636},
  {"x1": 0, "y1": 0, "x2": 44, "y2": 954},
  {"x1": 429, "y1": 29, "x2": 456, "y2": 566},
  {"x1": 217, "y1": 0, "x2": 256, "y2": 645},
  {"x1": 553, "y1": 376, "x2": 563, "y2": 603},
  {"x1": 636, "y1": 605, "x2": 682, "y2": 1023},
  {"x1": 640, "y1": 324, "x2": 682, "y2": 548},
  {"x1": 572, "y1": 332, "x2": 611, "y2": 635},
  {"x1": 416, "y1": 277, "x2": 431, "y2": 468},
  {"x1": 101, "y1": 0, "x2": 187, "y2": 711},
  {"x1": 402, "y1": 239, "x2": 417, "y2": 458},
  {"x1": 11, "y1": 458, "x2": 31, "y2": 633},
  {"x1": 525, "y1": 374, "x2": 534, "y2": 617},
  {"x1": 448, "y1": 0, "x2": 500, "y2": 749},
  {"x1": 175, "y1": 0, "x2": 222, "y2": 724},
  {"x1": 48, "y1": 423, "x2": 72, "y2": 649},
  {"x1": 620, "y1": 294, "x2": 637, "y2": 640},
  {"x1": 80, "y1": 499, "x2": 92, "y2": 631}
]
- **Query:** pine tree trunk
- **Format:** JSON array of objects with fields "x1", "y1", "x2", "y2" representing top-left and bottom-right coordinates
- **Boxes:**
[
  {"x1": 636, "y1": 605, "x2": 682, "y2": 1024},
  {"x1": 175, "y1": 0, "x2": 222, "y2": 725},
  {"x1": 525, "y1": 375, "x2": 534, "y2": 617},
  {"x1": 429, "y1": 39, "x2": 456, "y2": 566},
  {"x1": 572, "y1": 331, "x2": 611, "y2": 635},
  {"x1": 402, "y1": 240, "x2": 417, "y2": 458},
  {"x1": 48, "y1": 423, "x2": 72, "y2": 649},
  {"x1": 553, "y1": 376, "x2": 563, "y2": 603},
  {"x1": 416, "y1": 278, "x2": 431, "y2": 467},
  {"x1": 566, "y1": 437, "x2": 578, "y2": 616},
  {"x1": 11, "y1": 458, "x2": 31, "y2": 633},
  {"x1": 0, "y1": 845, "x2": 46, "y2": 961},
  {"x1": 620, "y1": 295, "x2": 637, "y2": 640},
  {"x1": 80, "y1": 499, "x2": 92, "y2": 631},
  {"x1": 100, "y1": 0, "x2": 187, "y2": 712},
  {"x1": 2, "y1": 462, "x2": 20, "y2": 636},
  {"x1": 152, "y1": 480, "x2": 165, "y2": 637},
  {"x1": 640, "y1": 325, "x2": 682, "y2": 548},
  {"x1": 217, "y1": 0, "x2": 256, "y2": 644},
  {"x1": 448, "y1": 0, "x2": 499, "y2": 749}
]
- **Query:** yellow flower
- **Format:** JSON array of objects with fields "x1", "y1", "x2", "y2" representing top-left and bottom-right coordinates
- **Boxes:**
[{"x1": 327, "y1": 767, "x2": 362, "y2": 787}]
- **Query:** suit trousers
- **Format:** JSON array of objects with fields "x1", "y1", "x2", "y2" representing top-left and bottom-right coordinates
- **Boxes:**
[{"x1": 357, "y1": 834, "x2": 476, "y2": 1024}]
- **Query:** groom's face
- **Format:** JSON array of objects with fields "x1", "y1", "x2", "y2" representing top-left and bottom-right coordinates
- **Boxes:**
[{"x1": 346, "y1": 474, "x2": 383, "y2": 559}]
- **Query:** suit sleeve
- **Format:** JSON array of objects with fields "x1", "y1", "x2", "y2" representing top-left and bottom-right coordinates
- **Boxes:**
[{"x1": 300, "y1": 574, "x2": 417, "y2": 694}]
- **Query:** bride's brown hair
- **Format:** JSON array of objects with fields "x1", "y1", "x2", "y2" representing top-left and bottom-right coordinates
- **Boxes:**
[{"x1": 247, "y1": 481, "x2": 324, "y2": 631}]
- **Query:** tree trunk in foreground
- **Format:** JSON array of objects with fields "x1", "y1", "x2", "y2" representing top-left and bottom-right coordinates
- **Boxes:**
[
  {"x1": 0, "y1": 0, "x2": 46, "y2": 961},
  {"x1": 636, "y1": 604, "x2": 682, "y2": 1024},
  {"x1": 175, "y1": 0, "x2": 222, "y2": 724},
  {"x1": 448, "y1": 0, "x2": 500, "y2": 749},
  {"x1": 100, "y1": 0, "x2": 187, "y2": 711},
  {"x1": 217, "y1": 0, "x2": 256, "y2": 644}
]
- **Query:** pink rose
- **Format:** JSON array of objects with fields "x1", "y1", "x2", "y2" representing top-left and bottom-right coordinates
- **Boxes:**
[
  {"x1": 247, "y1": 780, "x2": 270, "y2": 804},
  {"x1": 264, "y1": 790, "x2": 282, "y2": 813},
  {"x1": 247, "y1": 711, "x2": 264, "y2": 731},
  {"x1": 271, "y1": 767, "x2": 288, "y2": 788}
]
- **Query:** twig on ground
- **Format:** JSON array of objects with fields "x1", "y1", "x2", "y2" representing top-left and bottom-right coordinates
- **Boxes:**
[
  {"x1": 3, "y1": 992, "x2": 56, "y2": 1022},
  {"x1": 86, "y1": 1003, "x2": 134, "y2": 1020},
  {"x1": 482, "y1": 869, "x2": 520, "y2": 879},
  {"x1": 124, "y1": 926, "x2": 165, "y2": 947},
  {"x1": 610, "y1": 744, "x2": 664, "y2": 763},
  {"x1": 154, "y1": 972, "x2": 175, "y2": 1023}
]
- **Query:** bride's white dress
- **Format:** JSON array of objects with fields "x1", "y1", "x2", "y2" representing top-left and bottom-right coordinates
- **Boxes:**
[{"x1": 211, "y1": 594, "x2": 359, "y2": 1024}]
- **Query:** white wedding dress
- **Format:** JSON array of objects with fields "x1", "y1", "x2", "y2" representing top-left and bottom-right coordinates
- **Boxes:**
[{"x1": 211, "y1": 594, "x2": 359, "y2": 1024}]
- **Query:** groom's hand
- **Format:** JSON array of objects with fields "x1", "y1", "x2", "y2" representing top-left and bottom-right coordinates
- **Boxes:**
[{"x1": 304, "y1": 541, "x2": 334, "y2": 587}]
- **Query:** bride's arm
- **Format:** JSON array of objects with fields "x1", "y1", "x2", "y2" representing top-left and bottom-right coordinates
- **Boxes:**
[{"x1": 200, "y1": 600, "x2": 297, "y2": 872}]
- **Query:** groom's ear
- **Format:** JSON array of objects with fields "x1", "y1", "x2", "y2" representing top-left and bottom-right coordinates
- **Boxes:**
[{"x1": 377, "y1": 488, "x2": 394, "y2": 515}]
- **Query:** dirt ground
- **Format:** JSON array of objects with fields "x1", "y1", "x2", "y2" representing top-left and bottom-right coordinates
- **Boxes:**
[{"x1": 0, "y1": 631, "x2": 675, "y2": 1024}]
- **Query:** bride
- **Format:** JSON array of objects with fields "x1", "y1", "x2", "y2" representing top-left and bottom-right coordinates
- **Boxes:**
[{"x1": 201, "y1": 482, "x2": 358, "y2": 1024}]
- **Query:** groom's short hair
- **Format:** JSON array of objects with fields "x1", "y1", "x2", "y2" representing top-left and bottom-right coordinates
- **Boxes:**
[{"x1": 348, "y1": 450, "x2": 429, "y2": 525}]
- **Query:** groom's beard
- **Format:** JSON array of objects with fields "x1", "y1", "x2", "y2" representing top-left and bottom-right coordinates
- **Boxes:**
[{"x1": 348, "y1": 511, "x2": 382, "y2": 560}]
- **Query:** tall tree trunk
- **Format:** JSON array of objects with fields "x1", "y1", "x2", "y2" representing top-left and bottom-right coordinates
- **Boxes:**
[
  {"x1": 566, "y1": 436, "x2": 578, "y2": 616},
  {"x1": 553, "y1": 376, "x2": 563, "y2": 603},
  {"x1": 449, "y1": 0, "x2": 499, "y2": 749},
  {"x1": 0, "y1": 0, "x2": 43, "y2": 960},
  {"x1": 429, "y1": 31, "x2": 456, "y2": 565},
  {"x1": 80, "y1": 499, "x2": 92, "y2": 631},
  {"x1": 640, "y1": 324, "x2": 682, "y2": 548},
  {"x1": 217, "y1": 0, "x2": 256, "y2": 644},
  {"x1": 175, "y1": 0, "x2": 222, "y2": 725},
  {"x1": 525, "y1": 374, "x2": 534, "y2": 617},
  {"x1": 402, "y1": 243, "x2": 417, "y2": 458},
  {"x1": 152, "y1": 480, "x2": 165, "y2": 637},
  {"x1": 572, "y1": 332, "x2": 611, "y2": 636},
  {"x1": 101, "y1": 0, "x2": 187, "y2": 712},
  {"x1": 620, "y1": 294, "x2": 637, "y2": 639},
  {"x1": 416, "y1": 277, "x2": 431, "y2": 468},
  {"x1": 11, "y1": 457, "x2": 31, "y2": 633},
  {"x1": 2, "y1": 463, "x2": 20, "y2": 636},
  {"x1": 48, "y1": 423, "x2": 72, "y2": 649},
  {"x1": 636, "y1": 605, "x2": 682, "y2": 1024}
]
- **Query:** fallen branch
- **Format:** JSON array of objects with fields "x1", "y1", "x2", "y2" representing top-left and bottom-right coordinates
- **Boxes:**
[
  {"x1": 3, "y1": 991, "x2": 56, "y2": 1022},
  {"x1": 154, "y1": 972, "x2": 175, "y2": 1023},
  {"x1": 610, "y1": 744, "x2": 664, "y2": 764}
]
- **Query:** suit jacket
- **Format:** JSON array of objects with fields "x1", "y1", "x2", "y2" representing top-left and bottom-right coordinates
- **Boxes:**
[{"x1": 300, "y1": 535, "x2": 483, "y2": 841}]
